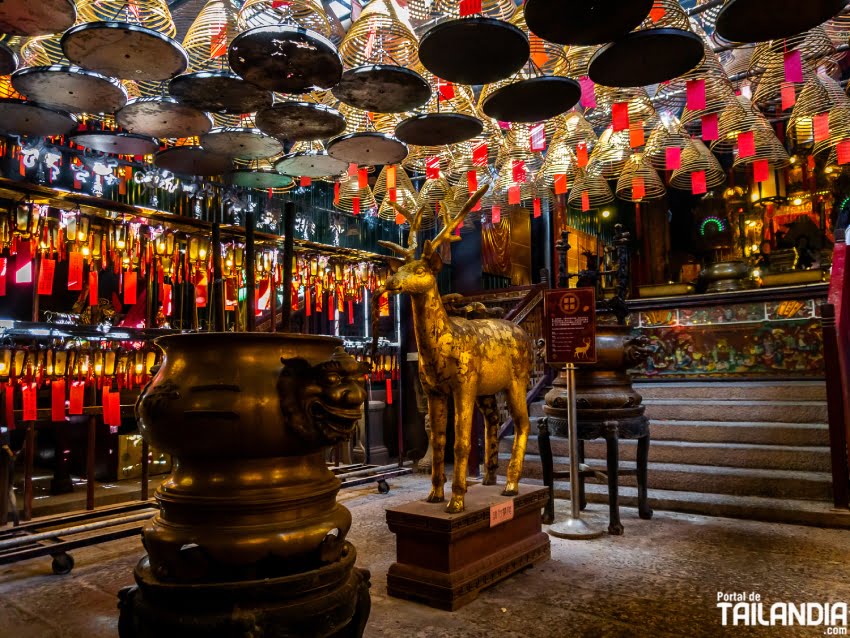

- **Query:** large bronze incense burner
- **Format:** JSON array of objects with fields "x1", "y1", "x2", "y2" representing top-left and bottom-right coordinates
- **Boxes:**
[
  {"x1": 118, "y1": 333, "x2": 371, "y2": 638},
  {"x1": 377, "y1": 186, "x2": 534, "y2": 513}
]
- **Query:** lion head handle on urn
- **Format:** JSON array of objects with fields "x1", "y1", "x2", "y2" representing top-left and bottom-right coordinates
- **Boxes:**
[{"x1": 278, "y1": 347, "x2": 369, "y2": 445}]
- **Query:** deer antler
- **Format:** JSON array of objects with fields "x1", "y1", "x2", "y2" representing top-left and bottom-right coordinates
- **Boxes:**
[
  {"x1": 379, "y1": 199, "x2": 429, "y2": 261},
  {"x1": 423, "y1": 184, "x2": 489, "y2": 258}
]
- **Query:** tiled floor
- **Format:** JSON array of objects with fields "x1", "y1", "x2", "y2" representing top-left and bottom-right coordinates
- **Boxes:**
[{"x1": 1, "y1": 473, "x2": 848, "y2": 637}]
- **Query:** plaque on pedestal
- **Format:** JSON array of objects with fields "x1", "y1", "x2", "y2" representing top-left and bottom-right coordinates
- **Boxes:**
[{"x1": 386, "y1": 484, "x2": 550, "y2": 610}]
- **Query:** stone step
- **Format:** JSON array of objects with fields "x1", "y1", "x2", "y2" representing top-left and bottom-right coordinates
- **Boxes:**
[
  {"x1": 634, "y1": 381, "x2": 827, "y2": 402},
  {"x1": 507, "y1": 477, "x2": 850, "y2": 530},
  {"x1": 650, "y1": 419, "x2": 830, "y2": 446},
  {"x1": 501, "y1": 436, "x2": 831, "y2": 472},
  {"x1": 499, "y1": 453, "x2": 833, "y2": 500},
  {"x1": 642, "y1": 398, "x2": 828, "y2": 424}
]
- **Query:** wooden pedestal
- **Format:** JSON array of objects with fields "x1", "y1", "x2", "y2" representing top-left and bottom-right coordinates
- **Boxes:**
[{"x1": 386, "y1": 484, "x2": 550, "y2": 610}]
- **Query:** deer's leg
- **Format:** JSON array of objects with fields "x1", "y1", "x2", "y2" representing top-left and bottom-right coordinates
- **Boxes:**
[
  {"x1": 504, "y1": 377, "x2": 531, "y2": 496},
  {"x1": 476, "y1": 395, "x2": 500, "y2": 486},
  {"x1": 447, "y1": 387, "x2": 477, "y2": 513},
  {"x1": 426, "y1": 393, "x2": 448, "y2": 503}
]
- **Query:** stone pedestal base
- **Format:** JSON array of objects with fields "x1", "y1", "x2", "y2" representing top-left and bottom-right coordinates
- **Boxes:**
[
  {"x1": 118, "y1": 542, "x2": 370, "y2": 638},
  {"x1": 386, "y1": 485, "x2": 550, "y2": 611}
]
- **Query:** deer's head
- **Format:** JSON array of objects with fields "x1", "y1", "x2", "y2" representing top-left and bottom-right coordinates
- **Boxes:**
[{"x1": 379, "y1": 185, "x2": 489, "y2": 296}]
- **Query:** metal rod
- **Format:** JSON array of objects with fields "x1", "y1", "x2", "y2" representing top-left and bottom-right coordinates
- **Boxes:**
[
  {"x1": 211, "y1": 205, "x2": 225, "y2": 332},
  {"x1": 140, "y1": 440, "x2": 149, "y2": 502},
  {"x1": 687, "y1": 0, "x2": 723, "y2": 16},
  {"x1": 86, "y1": 415, "x2": 95, "y2": 510},
  {"x1": 0, "y1": 511, "x2": 154, "y2": 550},
  {"x1": 23, "y1": 421, "x2": 33, "y2": 521},
  {"x1": 335, "y1": 461, "x2": 413, "y2": 481},
  {"x1": 281, "y1": 201, "x2": 296, "y2": 333},
  {"x1": 245, "y1": 211, "x2": 256, "y2": 332}
]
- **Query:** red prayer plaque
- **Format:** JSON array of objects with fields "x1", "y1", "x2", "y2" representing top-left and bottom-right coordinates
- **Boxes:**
[
  {"x1": 612, "y1": 102, "x2": 629, "y2": 132},
  {"x1": 554, "y1": 173, "x2": 568, "y2": 194},
  {"x1": 467, "y1": 169, "x2": 478, "y2": 193},
  {"x1": 472, "y1": 142, "x2": 488, "y2": 166},
  {"x1": 813, "y1": 112, "x2": 830, "y2": 142},
  {"x1": 459, "y1": 0, "x2": 481, "y2": 16},
  {"x1": 22, "y1": 383, "x2": 37, "y2": 422},
  {"x1": 0, "y1": 258, "x2": 7, "y2": 297},
  {"x1": 385, "y1": 377, "x2": 393, "y2": 404},
  {"x1": 51, "y1": 380, "x2": 65, "y2": 422},
  {"x1": 512, "y1": 160, "x2": 526, "y2": 183},
  {"x1": 210, "y1": 25, "x2": 227, "y2": 58},
  {"x1": 691, "y1": 170, "x2": 707, "y2": 195},
  {"x1": 781, "y1": 82, "x2": 796, "y2": 110},
  {"x1": 300, "y1": 176, "x2": 311, "y2": 186},
  {"x1": 386, "y1": 165, "x2": 396, "y2": 189},
  {"x1": 38, "y1": 258, "x2": 56, "y2": 295},
  {"x1": 753, "y1": 159, "x2": 769, "y2": 182},
  {"x1": 68, "y1": 252, "x2": 84, "y2": 291},
  {"x1": 581, "y1": 191, "x2": 590, "y2": 211},
  {"x1": 491, "y1": 206, "x2": 501, "y2": 224},
  {"x1": 686, "y1": 79, "x2": 706, "y2": 110},
  {"x1": 357, "y1": 167, "x2": 368, "y2": 189},
  {"x1": 701, "y1": 113, "x2": 718, "y2": 141},
  {"x1": 632, "y1": 176, "x2": 646, "y2": 199},
  {"x1": 438, "y1": 81, "x2": 455, "y2": 100},
  {"x1": 544, "y1": 288, "x2": 597, "y2": 364},
  {"x1": 665, "y1": 146, "x2": 682, "y2": 170},
  {"x1": 579, "y1": 76, "x2": 596, "y2": 109},
  {"x1": 629, "y1": 123, "x2": 644, "y2": 148},
  {"x1": 576, "y1": 142, "x2": 588, "y2": 167},
  {"x1": 530, "y1": 123, "x2": 546, "y2": 151},
  {"x1": 426, "y1": 156, "x2": 440, "y2": 179},
  {"x1": 533, "y1": 197, "x2": 541, "y2": 218},
  {"x1": 508, "y1": 184, "x2": 521, "y2": 205},
  {"x1": 69, "y1": 381, "x2": 85, "y2": 416},
  {"x1": 352, "y1": 196, "x2": 360, "y2": 216},
  {"x1": 784, "y1": 50, "x2": 803, "y2": 83},
  {"x1": 737, "y1": 130, "x2": 755, "y2": 158},
  {"x1": 837, "y1": 139, "x2": 850, "y2": 165},
  {"x1": 124, "y1": 271, "x2": 137, "y2": 305}
]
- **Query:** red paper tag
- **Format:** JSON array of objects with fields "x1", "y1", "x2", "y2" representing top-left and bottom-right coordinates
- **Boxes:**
[
  {"x1": 438, "y1": 81, "x2": 455, "y2": 101},
  {"x1": 395, "y1": 210, "x2": 405, "y2": 225},
  {"x1": 813, "y1": 112, "x2": 830, "y2": 142},
  {"x1": 388, "y1": 187, "x2": 397, "y2": 203},
  {"x1": 512, "y1": 160, "x2": 526, "y2": 183},
  {"x1": 808, "y1": 155, "x2": 816, "y2": 170},
  {"x1": 300, "y1": 176, "x2": 312, "y2": 187},
  {"x1": 781, "y1": 82, "x2": 796, "y2": 110},
  {"x1": 576, "y1": 142, "x2": 588, "y2": 167},
  {"x1": 649, "y1": 5, "x2": 666, "y2": 22},
  {"x1": 385, "y1": 377, "x2": 393, "y2": 404},
  {"x1": 306, "y1": 287, "x2": 312, "y2": 316},
  {"x1": 69, "y1": 381, "x2": 84, "y2": 415},
  {"x1": 352, "y1": 196, "x2": 360, "y2": 216},
  {"x1": 554, "y1": 173, "x2": 568, "y2": 195},
  {"x1": 691, "y1": 170, "x2": 707, "y2": 195},
  {"x1": 123, "y1": 271, "x2": 137, "y2": 305},
  {"x1": 348, "y1": 299, "x2": 354, "y2": 325},
  {"x1": 162, "y1": 283, "x2": 173, "y2": 316},
  {"x1": 612, "y1": 102, "x2": 630, "y2": 132},
  {"x1": 5, "y1": 382, "x2": 15, "y2": 430},
  {"x1": 530, "y1": 123, "x2": 546, "y2": 151},
  {"x1": 328, "y1": 293, "x2": 334, "y2": 320},
  {"x1": 737, "y1": 130, "x2": 755, "y2": 158},
  {"x1": 665, "y1": 146, "x2": 682, "y2": 170},
  {"x1": 426, "y1": 156, "x2": 440, "y2": 179},
  {"x1": 38, "y1": 258, "x2": 56, "y2": 295},
  {"x1": 0, "y1": 258, "x2": 7, "y2": 297},
  {"x1": 632, "y1": 176, "x2": 646, "y2": 200},
  {"x1": 210, "y1": 24, "x2": 227, "y2": 58},
  {"x1": 702, "y1": 113, "x2": 718, "y2": 141},
  {"x1": 15, "y1": 241, "x2": 32, "y2": 285},
  {"x1": 686, "y1": 79, "x2": 706, "y2": 111},
  {"x1": 109, "y1": 390, "x2": 121, "y2": 427},
  {"x1": 68, "y1": 252, "x2": 84, "y2": 291},
  {"x1": 333, "y1": 181, "x2": 340, "y2": 204},
  {"x1": 51, "y1": 379, "x2": 65, "y2": 422},
  {"x1": 579, "y1": 76, "x2": 596, "y2": 109},
  {"x1": 508, "y1": 185, "x2": 521, "y2": 205},
  {"x1": 22, "y1": 383, "x2": 37, "y2": 422},
  {"x1": 784, "y1": 50, "x2": 803, "y2": 83},
  {"x1": 357, "y1": 167, "x2": 368, "y2": 189},
  {"x1": 753, "y1": 158, "x2": 769, "y2": 182},
  {"x1": 533, "y1": 197, "x2": 542, "y2": 218},
  {"x1": 89, "y1": 270, "x2": 99, "y2": 306},
  {"x1": 837, "y1": 139, "x2": 850, "y2": 165},
  {"x1": 629, "y1": 123, "x2": 645, "y2": 148},
  {"x1": 459, "y1": 0, "x2": 481, "y2": 16},
  {"x1": 386, "y1": 165, "x2": 397, "y2": 189},
  {"x1": 491, "y1": 206, "x2": 501, "y2": 224},
  {"x1": 581, "y1": 191, "x2": 590, "y2": 211},
  {"x1": 467, "y1": 169, "x2": 478, "y2": 193},
  {"x1": 472, "y1": 143, "x2": 488, "y2": 166}
]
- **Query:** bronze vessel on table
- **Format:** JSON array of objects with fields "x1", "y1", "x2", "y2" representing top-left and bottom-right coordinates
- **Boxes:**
[{"x1": 118, "y1": 333, "x2": 371, "y2": 638}]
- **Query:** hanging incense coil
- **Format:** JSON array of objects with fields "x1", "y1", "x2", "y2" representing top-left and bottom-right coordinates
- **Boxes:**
[
  {"x1": 375, "y1": 166, "x2": 419, "y2": 223},
  {"x1": 679, "y1": 76, "x2": 738, "y2": 133},
  {"x1": 588, "y1": 126, "x2": 632, "y2": 179},
  {"x1": 237, "y1": 0, "x2": 331, "y2": 37},
  {"x1": 644, "y1": 113, "x2": 692, "y2": 171},
  {"x1": 0, "y1": 0, "x2": 76, "y2": 38},
  {"x1": 616, "y1": 152, "x2": 666, "y2": 202},
  {"x1": 712, "y1": 95, "x2": 769, "y2": 152},
  {"x1": 182, "y1": 0, "x2": 241, "y2": 72},
  {"x1": 75, "y1": 0, "x2": 177, "y2": 36},
  {"x1": 417, "y1": 176, "x2": 452, "y2": 209},
  {"x1": 824, "y1": 5, "x2": 850, "y2": 47},
  {"x1": 338, "y1": 0, "x2": 419, "y2": 69},
  {"x1": 568, "y1": 163, "x2": 614, "y2": 209},
  {"x1": 433, "y1": 0, "x2": 517, "y2": 21},
  {"x1": 589, "y1": 86, "x2": 659, "y2": 139},
  {"x1": 748, "y1": 27, "x2": 836, "y2": 75},
  {"x1": 539, "y1": 137, "x2": 579, "y2": 188},
  {"x1": 813, "y1": 105, "x2": 850, "y2": 155},
  {"x1": 731, "y1": 122, "x2": 790, "y2": 169},
  {"x1": 557, "y1": 111, "x2": 599, "y2": 153},
  {"x1": 788, "y1": 73, "x2": 849, "y2": 142},
  {"x1": 669, "y1": 138, "x2": 726, "y2": 191},
  {"x1": 334, "y1": 172, "x2": 377, "y2": 215},
  {"x1": 564, "y1": 45, "x2": 600, "y2": 79}
]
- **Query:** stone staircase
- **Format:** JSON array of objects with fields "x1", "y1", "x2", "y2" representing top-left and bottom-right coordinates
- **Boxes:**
[{"x1": 499, "y1": 381, "x2": 850, "y2": 528}]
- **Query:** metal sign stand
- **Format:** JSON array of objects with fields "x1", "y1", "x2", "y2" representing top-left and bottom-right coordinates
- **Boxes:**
[{"x1": 547, "y1": 362, "x2": 604, "y2": 540}]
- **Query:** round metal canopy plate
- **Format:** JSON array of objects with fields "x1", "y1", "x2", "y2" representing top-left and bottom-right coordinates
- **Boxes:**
[
  {"x1": 0, "y1": 99, "x2": 76, "y2": 137},
  {"x1": 154, "y1": 146, "x2": 232, "y2": 176},
  {"x1": 481, "y1": 76, "x2": 580, "y2": 123},
  {"x1": 588, "y1": 28, "x2": 705, "y2": 88},
  {"x1": 332, "y1": 64, "x2": 431, "y2": 113},
  {"x1": 169, "y1": 71, "x2": 273, "y2": 114},
  {"x1": 62, "y1": 22, "x2": 188, "y2": 82},
  {"x1": 226, "y1": 169, "x2": 294, "y2": 190},
  {"x1": 274, "y1": 151, "x2": 349, "y2": 178},
  {"x1": 229, "y1": 25, "x2": 342, "y2": 94},
  {"x1": 524, "y1": 0, "x2": 653, "y2": 45},
  {"x1": 715, "y1": 0, "x2": 848, "y2": 43},
  {"x1": 326, "y1": 132, "x2": 408, "y2": 166},
  {"x1": 0, "y1": 43, "x2": 18, "y2": 76},
  {"x1": 200, "y1": 127, "x2": 284, "y2": 160},
  {"x1": 70, "y1": 130, "x2": 159, "y2": 156},
  {"x1": 419, "y1": 17, "x2": 529, "y2": 85},
  {"x1": 395, "y1": 113, "x2": 483, "y2": 146},
  {"x1": 116, "y1": 97, "x2": 212, "y2": 139},
  {"x1": 256, "y1": 102, "x2": 346, "y2": 142},
  {"x1": 0, "y1": 0, "x2": 75, "y2": 37},
  {"x1": 11, "y1": 65, "x2": 127, "y2": 114}
]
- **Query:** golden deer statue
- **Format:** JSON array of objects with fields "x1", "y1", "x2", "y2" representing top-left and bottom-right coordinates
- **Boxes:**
[{"x1": 378, "y1": 185, "x2": 534, "y2": 513}]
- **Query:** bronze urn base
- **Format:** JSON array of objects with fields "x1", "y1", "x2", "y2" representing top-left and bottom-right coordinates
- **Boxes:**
[
  {"x1": 118, "y1": 333, "x2": 371, "y2": 638},
  {"x1": 540, "y1": 324, "x2": 653, "y2": 534}
]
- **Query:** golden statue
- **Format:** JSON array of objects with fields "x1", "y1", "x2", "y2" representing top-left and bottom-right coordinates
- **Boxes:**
[{"x1": 377, "y1": 185, "x2": 534, "y2": 513}]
